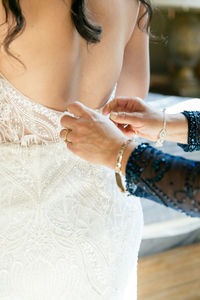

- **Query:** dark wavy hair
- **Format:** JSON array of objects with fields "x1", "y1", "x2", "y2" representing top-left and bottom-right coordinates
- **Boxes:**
[{"x1": 1, "y1": 0, "x2": 152, "y2": 63}]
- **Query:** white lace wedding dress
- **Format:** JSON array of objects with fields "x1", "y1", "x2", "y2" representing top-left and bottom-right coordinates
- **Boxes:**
[{"x1": 0, "y1": 72, "x2": 143, "y2": 300}]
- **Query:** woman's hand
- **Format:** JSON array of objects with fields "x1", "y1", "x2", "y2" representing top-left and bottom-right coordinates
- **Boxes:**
[
  {"x1": 103, "y1": 97, "x2": 164, "y2": 141},
  {"x1": 103, "y1": 97, "x2": 188, "y2": 144},
  {"x1": 60, "y1": 102, "x2": 135, "y2": 170}
]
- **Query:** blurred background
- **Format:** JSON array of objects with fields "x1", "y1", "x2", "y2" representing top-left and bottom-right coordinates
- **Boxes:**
[{"x1": 150, "y1": 0, "x2": 200, "y2": 97}]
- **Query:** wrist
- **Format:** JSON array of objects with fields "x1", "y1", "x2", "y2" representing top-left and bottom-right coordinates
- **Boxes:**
[
  {"x1": 155, "y1": 108, "x2": 167, "y2": 147},
  {"x1": 107, "y1": 139, "x2": 137, "y2": 174},
  {"x1": 106, "y1": 139, "x2": 127, "y2": 170},
  {"x1": 113, "y1": 139, "x2": 137, "y2": 193},
  {"x1": 121, "y1": 141, "x2": 137, "y2": 175},
  {"x1": 165, "y1": 113, "x2": 188, "y2": 144}
]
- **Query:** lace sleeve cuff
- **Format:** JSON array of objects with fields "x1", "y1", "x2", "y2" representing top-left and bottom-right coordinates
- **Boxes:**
[{"x1": 178, "y1": 111, "x2": 200, "y2": 152}]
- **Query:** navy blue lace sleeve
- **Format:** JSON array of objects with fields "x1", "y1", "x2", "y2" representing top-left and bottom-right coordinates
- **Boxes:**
[
  {"x1": 178, "y1": 111, "x2": 200, "y2": 152},
  {"x1": 126, "y1": 143, "x2": 200, "y2": 217}
]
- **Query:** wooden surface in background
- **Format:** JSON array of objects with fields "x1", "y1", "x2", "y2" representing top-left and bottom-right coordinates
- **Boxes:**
[{"x1": 138, "y1": 243, "x2": 200, "y2": 300}]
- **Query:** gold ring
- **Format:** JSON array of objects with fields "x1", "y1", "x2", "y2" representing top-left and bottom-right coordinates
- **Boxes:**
[{"x1": 61, "y1": 128, "x2": 72, "y2": 142}]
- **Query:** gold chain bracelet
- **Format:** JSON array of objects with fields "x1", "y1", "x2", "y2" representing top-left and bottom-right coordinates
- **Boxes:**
[{"x1": 156, "y1": 108, "x2": 167, "y2": 147}]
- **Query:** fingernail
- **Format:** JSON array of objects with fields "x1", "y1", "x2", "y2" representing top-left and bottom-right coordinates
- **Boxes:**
[{"x1": 110, "y1": 112, "x2": 118, "y2": 119}]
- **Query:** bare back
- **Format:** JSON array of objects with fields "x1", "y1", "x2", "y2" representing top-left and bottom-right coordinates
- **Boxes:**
[{"x1": 0, "y1": 0, "x2": 149, "y2": 111}]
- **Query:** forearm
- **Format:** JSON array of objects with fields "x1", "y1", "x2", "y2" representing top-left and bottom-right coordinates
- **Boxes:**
[
  {"x1": 125, "y1": 144, "x2": 200, "y2": 218},
  {"x1": 166, "y1": 111, "x2": 200, "y2": 152},
  {"x1": 158, "y1": 111, "x2": 200, "y2": 151},
  {"x1": 165, "y1": 113, "x2": 188, "y2": 144},
  {"x1": 121, "y1": 142, "x2": 137, "y2": 175}
]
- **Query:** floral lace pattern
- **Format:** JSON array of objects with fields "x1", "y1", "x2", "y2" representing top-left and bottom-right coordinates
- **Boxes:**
[
  {"x1": 0, "y1": 73, "x2": 143, "y2": 300},
  {"x1": 0, "y1": 72, "x2": 117, "y2": 147},
  {"x1": 0, "y1": 73, "x2": 65, "y2": 146}
]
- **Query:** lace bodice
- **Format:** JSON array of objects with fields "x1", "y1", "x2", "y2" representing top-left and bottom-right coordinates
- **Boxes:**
[
  {"x1": 0, "y1": 73, "x2": 64, "y2": 146},
  {"x1": 0, "y1": 72, "x2": 116, "y2": 146}
]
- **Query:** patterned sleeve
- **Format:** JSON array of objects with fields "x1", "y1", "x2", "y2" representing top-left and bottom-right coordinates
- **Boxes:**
[
  {"x1": 178, "y1": 111, "x2": 200, "y2": 152},
  {"x1": 125, "y1": 144, "x2": 200, "y2": 218}
]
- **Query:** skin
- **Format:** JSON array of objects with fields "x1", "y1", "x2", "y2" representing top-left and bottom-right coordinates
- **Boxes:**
[
  {"x1": 60, "y1": 98, "x2": 189, "y2": 174},
  {"x1": 0, "y1": 0, "x2": 149, "y2": 112},
  {"x1": 103, "y1": 97, "x2": 188, "y2": 144},
  {"x1": 60, "y1": 101, "x2": 135, "y2": 174}
]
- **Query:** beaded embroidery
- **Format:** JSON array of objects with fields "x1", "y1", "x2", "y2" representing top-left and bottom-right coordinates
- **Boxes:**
[
  {"x1": 178, "y1": 111, "x2": 200, "y2": 152},
  {"x1": 0, "y1": 74, "x2": 63, "y2": 146},
  {"x1": 126, "y1": 143, "x2": 200, "y2": 217}
]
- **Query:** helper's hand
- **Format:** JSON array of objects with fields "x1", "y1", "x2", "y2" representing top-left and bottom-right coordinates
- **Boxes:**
[
  {"x1": 60, "y1": 102, "x2": 135, "y2": 170},
  {"x1": 103, "y1": 97, "x2": 165, "y2": 141}
]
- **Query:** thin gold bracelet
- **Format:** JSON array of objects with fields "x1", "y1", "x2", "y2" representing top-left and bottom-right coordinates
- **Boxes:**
[{"x1": 115, "y1": 139, "x2": 132, "y2": 193}]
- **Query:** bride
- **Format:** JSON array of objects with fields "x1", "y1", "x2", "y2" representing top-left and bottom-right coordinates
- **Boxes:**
[{"x1": 0, "y1": 0, "x2": 151, "y2": 299}]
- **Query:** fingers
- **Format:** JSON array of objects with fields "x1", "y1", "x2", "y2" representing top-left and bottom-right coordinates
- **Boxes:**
[
  {"x1": 60, "y1": 126, "x2": 80, "y2": 145},
  {"x1": 103, "y1": 97, "x2": 144, "y2": 115},
  {"x1": 60, "y1": 101, "x2": 94, "y2": 128},
  {"x1": 60, "y1": 116, "x2": 89, "y2": 144},
  {"x1": 110, "y1": 111, "x2": 140, "y2": 125},
  {"x1": 62, "y1": 136, "x2": 77, "y2": 155},
  {"x1": 66, "y1": 141, "x2": 76, "y2": 153},
  {"x1": 60, "y1": 114, "x2": 77, "y2": 129},
  {"x1": 60, "y1": 113, "x2": 80, "y2": 143},
  {"x1": 67, "y1": 101, "x2": 92, "y2": 118},
  {"x1": 103, "y1": 98, "x2": 125, "y2": 115},
  {"x1": 62, "y1": 128, "x2": 73, "y2": 142},
  {"x1": 102, "y1": 102, "x2": 114, "y2": 115},
  {"x1": 60, "y1": 128, "x2": 72, "y2": 142},
  {"x1": 117, "y1": 124, "x2": 136, "y2": 138}
]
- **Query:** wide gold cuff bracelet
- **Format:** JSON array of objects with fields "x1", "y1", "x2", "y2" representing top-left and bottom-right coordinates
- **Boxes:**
[{"x1": 115, "y1": 139, "x2": 132, "y2": 193}]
